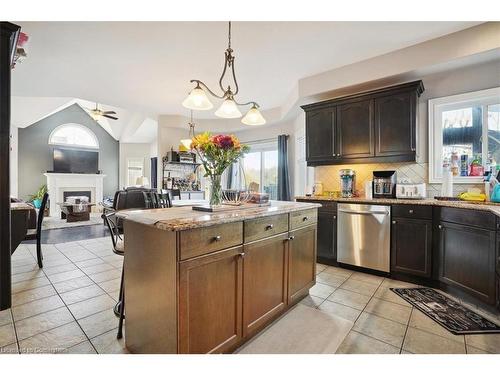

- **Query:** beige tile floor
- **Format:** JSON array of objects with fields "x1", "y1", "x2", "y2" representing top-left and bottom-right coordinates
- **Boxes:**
[
  {"x1": 1, "y1": 237, "x2": 499, "y2": 354},
  {"x1": 307, "y1": 263, "x2": 500, "y2": 354},
  {"x1": 1, "y1": 237, "x2": 127, "y2": 354}
]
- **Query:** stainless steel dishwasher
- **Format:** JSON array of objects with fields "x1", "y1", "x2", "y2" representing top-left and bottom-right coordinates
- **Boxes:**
[{"x1": 337, "y1": 203, "x2": 391, "y2": 272}]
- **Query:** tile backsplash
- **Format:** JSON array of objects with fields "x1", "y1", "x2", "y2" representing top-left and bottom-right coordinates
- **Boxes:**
[{"x1": 314, "y1": 162, "x2": 484, "y2": 197}]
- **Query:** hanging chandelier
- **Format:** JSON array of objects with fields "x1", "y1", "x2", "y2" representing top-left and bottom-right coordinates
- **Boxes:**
[
  {"x1": 182, "y1": 22, "x2": 266, "y2": 126},
  {"x1": 180, "y1": 110, "x2": 196, "y2": 149}
]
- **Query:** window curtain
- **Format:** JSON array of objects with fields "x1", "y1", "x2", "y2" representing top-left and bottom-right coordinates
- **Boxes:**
[
  {"x1": 277, "y1": 134, "x2": 291, "y2": 201},
  {"x1": 150, "y1": 157, "x2": 158, "y2": 189}
]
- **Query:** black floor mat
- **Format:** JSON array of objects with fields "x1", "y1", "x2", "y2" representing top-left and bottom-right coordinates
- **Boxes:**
[{"x1": 391, "y1": 287, "x2": 500, "y2": 335}]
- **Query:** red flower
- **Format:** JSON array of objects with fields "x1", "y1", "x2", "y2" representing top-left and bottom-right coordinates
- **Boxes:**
[{"x1": 211, "y1": 134, "x2": 234, "y2": 150}]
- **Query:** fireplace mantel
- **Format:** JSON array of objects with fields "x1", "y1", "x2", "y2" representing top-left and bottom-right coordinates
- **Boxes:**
[{"x1": 44, "y1": 173, "x2": 106, "y2": 217}]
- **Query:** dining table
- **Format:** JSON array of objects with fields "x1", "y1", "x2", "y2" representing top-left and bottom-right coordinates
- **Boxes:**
[{"x1": 10, "y1": 202, "x2": 36, "y2": 254}]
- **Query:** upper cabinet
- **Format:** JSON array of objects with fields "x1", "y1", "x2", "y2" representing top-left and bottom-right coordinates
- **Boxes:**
[{"x1": 301, "y1": 81, "x2": 424, "y2": 166}]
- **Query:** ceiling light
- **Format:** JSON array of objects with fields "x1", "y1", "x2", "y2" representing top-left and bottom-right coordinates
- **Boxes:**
[
  {"x1": 180, "y1": 111, "x2": 196, "y2": 149},
  {"x1": 242, "y1": 104, "x2": 266, "y2": 126},
  {"x1": 182, "y1": 22, "x2": 265, "y2": 125},
  {"x1": 215, "y1": 98, "x2": 242, "y2": 119},
  {"x1": 182, "y1": 84, "x2": 213, "y2": 110}
]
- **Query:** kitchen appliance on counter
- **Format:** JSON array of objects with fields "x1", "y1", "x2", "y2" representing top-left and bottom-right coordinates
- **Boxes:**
[
  {"x1": 337, "y1": 203, "x2": 391, "y2": 272},
  {"x1": 396, "y1": 183, "x2": 427, "y2": 199},
  {"x1": 373, "y1": 171, "x2": 397, "y2": 198},
  {"x1": 313, "y1": 181, "x2": 323, "y2": 196},
  {"x1": 340, "y1": 169, "x2": 356, "y2": 198}
]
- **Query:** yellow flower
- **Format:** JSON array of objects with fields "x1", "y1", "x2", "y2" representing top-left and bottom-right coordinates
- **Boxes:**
[
  {"x1": 191, "y1": 132, "x2": 212, "y2": 151},
  {"x1": 230, "y1": 135, "x2": 241, "y2": 149}
]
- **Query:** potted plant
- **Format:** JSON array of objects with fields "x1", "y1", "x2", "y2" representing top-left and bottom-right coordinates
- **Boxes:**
[
  {"x1": 190, "y1": 133, "x2": 249, "y2": 206},
  {"x1": 30, "y1": 184, "x2": 47, "y2": 209}
]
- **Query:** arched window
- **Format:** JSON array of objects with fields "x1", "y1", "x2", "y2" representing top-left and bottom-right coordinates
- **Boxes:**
[{"x1": 49, "y1": 123, "x2": 99, "y2": 149}]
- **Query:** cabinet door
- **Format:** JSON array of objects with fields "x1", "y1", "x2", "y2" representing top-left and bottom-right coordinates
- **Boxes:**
[
  {"x1": 337, "y1": 99, "x2": 374, "y2": 159},
  {"x1": 438, "y1": 222, "x2": 496, "y2": 305},
  {"x1": 375, "y1": 92, "x2": 416, "y2": 157},
  {"x1": 317, "y1": 211, "x2": 337, "y2": 265},
  {"x1": 287, "y1": 225, "x2": 317, "y2": 304},
  {"x1": 305, "y1": 108, "x2": 336, "y2": 162},
  {"x1": 391, "y1": 218, "x2": 432, "y2": 278},
  {"x1": 178, "y1": 246, "x2": 243, "y2": 353},
  {"x1": 243, "y1": 233, "x2": 288, "y2": 337}
]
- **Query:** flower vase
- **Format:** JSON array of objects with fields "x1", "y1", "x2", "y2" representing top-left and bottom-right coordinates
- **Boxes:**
[{"x1": 209, "y1": 174, "x2": 223, "y2": 206}]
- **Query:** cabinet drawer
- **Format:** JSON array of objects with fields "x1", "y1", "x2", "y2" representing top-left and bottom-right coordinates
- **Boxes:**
[
  {"x1": 392, "y1": 204, "x2": 432, "y2": 220},
  {"x1": 439, "y1": 207, "x2": 496, "y2": 230},
  {"x1": 289, "y1": 208, "x2": 318, "y2": 230},
  {"x1": 179, "y1": 222, "x2": 243, "y2": 260},
  {"x1": 244, "y1": 214, "x2": 288, "y2": 243}
]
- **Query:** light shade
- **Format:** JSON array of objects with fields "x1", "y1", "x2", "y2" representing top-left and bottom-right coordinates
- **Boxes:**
[
  {"x1": 135, "y1": 176, "x2": 149, "y2": 187},
  {"x1": 215, "y1": 98, "x2": 242, "y2": 118},
  {"x1": 182, "y1": 87, "x2": 213, "y2": 110},
  {"x1": 242, "y1": 105, "x2": 266, "y2": 126},
  {"x1": 180, "y1": 139, "x2": 192, "y2": 150}
]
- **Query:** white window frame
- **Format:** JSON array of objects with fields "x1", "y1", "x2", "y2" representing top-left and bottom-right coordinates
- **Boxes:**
[
  {"x1": 48, "y1": 123, "x2": 99, "y2": 149},
  {"x1": 428, "y1": 87, "x2": 500, "y2": 184},
  {"x1": 239, "y1": 139, "x2": 278, "y2": 198}
]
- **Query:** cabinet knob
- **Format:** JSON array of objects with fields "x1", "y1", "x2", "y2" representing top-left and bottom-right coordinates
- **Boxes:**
[
  {"x1": 438, "y1": 225, "x2": 442, "y2": 229},
  {"x1": 408, "y1": 209, "x2": 414, "y2": 214},
  {"x1": 213, "y1": 235, "x2": 221, "y2": 242},
  {"x1": 289, "y1": 235, "x2": 295, "y2": 241},
  {"x1": 239, "y1": 252, "x2": 246, "y2": 258},
  {"x1": 392, "y1": 220, "x2": 396, "y2": 224},
  {"x1": 303, "y1": 216, "x2": 309, "y2": 222},
  {"x1": 265, "y1": 224, "x2": 274, "y2": 230},
  {"x1": 333, "y1": 215, "x2": 336, "y2": 220}
]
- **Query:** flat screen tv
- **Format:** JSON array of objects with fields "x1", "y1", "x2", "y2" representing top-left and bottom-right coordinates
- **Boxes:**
[{"x1": 53, "y1": 148, "x2": 99, "y2": 174}]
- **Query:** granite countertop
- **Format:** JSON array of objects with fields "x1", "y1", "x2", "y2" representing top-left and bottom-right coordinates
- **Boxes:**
[
  {"x1": 10, "y1": 202, "x2": 34, "y2": 211},
  {"x1": 295, "y1": 195, "x2": 500, "y2": 217},
  {"x1": 118, "y1": 200, "x2": 321, "y2": 231}
]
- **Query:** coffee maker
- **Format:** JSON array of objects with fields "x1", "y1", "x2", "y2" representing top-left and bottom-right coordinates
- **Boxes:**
[{"x1": 372, "y1": 171, "x2": 397, "y2": 198}]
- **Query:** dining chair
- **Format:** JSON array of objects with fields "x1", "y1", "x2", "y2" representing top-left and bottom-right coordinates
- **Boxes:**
[
  {"x1": 103, "y1": 212, "x2": 125, "y2": 339},
  {"x1": 24, "y1": 192, "x2": 49, "y2": 268},
  {"x1": 156, "y1": 192, "x2": 172, "y2": 208}
]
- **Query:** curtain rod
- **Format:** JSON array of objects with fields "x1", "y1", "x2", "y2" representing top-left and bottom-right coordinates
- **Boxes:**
[{"x1": 244, "y1": 135, "x2": 289, "y2": 145}]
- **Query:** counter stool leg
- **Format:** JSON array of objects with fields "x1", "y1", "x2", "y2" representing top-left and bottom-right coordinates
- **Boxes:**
[{"x1": 117, "y1": 268, "x2": 125, "y2": 339}]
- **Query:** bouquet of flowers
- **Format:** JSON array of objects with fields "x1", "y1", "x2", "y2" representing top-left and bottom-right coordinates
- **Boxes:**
[{"x1": 191, "y1": 132, "x2": 249, "y2": 205}]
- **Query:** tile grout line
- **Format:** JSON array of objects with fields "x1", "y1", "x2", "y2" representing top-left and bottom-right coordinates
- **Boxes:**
[{"x1": 399, "y1": 307, "x2": 413, "y2": 354}]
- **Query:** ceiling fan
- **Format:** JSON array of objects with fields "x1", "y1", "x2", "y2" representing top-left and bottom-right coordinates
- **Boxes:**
[{"x1": 87, "y1": 103, "x2": 118, "y2": 120}]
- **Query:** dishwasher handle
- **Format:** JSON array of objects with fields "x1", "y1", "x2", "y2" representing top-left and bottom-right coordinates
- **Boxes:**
[{"x1": 338, "y1": 209, "x2": 390, "y2": 216}]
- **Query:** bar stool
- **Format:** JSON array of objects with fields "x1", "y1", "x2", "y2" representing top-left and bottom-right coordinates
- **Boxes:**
[{"x1": 103, "y1": 212, "x2": 125, "y2": 339}]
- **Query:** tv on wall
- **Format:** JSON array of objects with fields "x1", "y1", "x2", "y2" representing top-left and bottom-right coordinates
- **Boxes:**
[{"x1": 53, "y1": 148, "x2": 99, "y2": 174}]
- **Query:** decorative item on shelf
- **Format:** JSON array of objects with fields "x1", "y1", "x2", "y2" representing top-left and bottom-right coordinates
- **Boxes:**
[
  {"x1": 182, "y1": 22, "x2": 266, "y2": 126},
  {"x1": 30, "y1": 184, "x2": 48, "y2": 209},
  {"x1": 190, "y1": 132, "x2": 249, "y2": 206}
]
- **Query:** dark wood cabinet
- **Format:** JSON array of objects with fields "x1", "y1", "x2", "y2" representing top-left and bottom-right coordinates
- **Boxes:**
[
  {"x1": 287, "y1": 224, "x2": 317, "y2": 305},
  {"x1": 317, "y1": 208, "x2": 337, "y2": 265},
  {"x1": 305, "y1": 107, "x2": 337, "y2": 163},
  {"x1": 438, "y1": 221, "x2": 496, "y2": 305},
  {"x1": 242, "y1": 233, "x2": 288, "y2": 337},
  {"x1": 337, "y1": 99, "x2": 374, "y2": 159},
  {"x1": 374, "y1": 92, "x2": 416, "y2": 158},
  {"x1": 301, "y1": 80, "x2": 424, "y2": 166},
  {"x1": 178, "y1": 246, "x2": 244, "y2": 354},
  {"x1": 391, "y1": 217, "x2": 432, "y2": 278}
]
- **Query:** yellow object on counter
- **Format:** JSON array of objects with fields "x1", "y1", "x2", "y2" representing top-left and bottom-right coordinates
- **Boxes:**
[{"x1": 458, "y1": 192, "x2": 486, "y2": 202}]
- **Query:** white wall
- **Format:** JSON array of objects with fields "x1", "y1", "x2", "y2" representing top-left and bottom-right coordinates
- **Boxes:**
[
  {"x1": 10, "y1": 126, "x2": 18, "y2": 197},
  {"x1": 119, "y1": 143, "x2": 153, "y2": 189}
]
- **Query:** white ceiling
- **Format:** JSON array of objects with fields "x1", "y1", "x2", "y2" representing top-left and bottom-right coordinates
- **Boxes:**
[{"x1": 12, "y1": 21, "x2": 482, "y2": 121}]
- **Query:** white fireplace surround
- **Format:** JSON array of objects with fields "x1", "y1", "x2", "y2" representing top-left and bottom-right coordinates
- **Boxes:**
[{"x1": 44, "y1": 173, "x2": 106, "y2": 217}]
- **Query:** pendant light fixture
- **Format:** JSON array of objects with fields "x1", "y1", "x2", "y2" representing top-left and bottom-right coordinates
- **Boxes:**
[
  {"x1": 180, "y1": 110, "x2": 196, "y2": 150},
  {"x1": 182, "y1": 22, "x2": 266, "y2": 126}
]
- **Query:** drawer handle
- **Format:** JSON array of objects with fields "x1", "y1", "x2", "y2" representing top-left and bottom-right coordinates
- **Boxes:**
[
  {"x1": 265, "y1": 224, "x2": 274, "y2": 230},
  {"x1": 408, "y1": 209, "x2": 414, "y2": 214},
  {"x1": 392, "y1": 220, "x2": 396, "y2": 224},
  {"x1": 213, "y1": 235, "x2": 221, "y2": 242},
  {"x1": 303, "y1": 216, "x2": 309, "y2": 222}
]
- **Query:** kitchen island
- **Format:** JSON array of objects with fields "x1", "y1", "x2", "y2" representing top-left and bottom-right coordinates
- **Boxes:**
[{"x1": 119, "y1": 201, "x2": 320, "y2": 354}]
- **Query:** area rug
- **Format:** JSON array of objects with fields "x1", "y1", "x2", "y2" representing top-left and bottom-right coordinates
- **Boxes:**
[
  {"x1": 42, "y1": 213, "x2": 103, "y2": 230},
  {"x1": 391, "y1": 287, "x2": 500, "y2": 334},
  {"x1": 235, "y1": 304, "x2": 353, "y2": 354}
]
